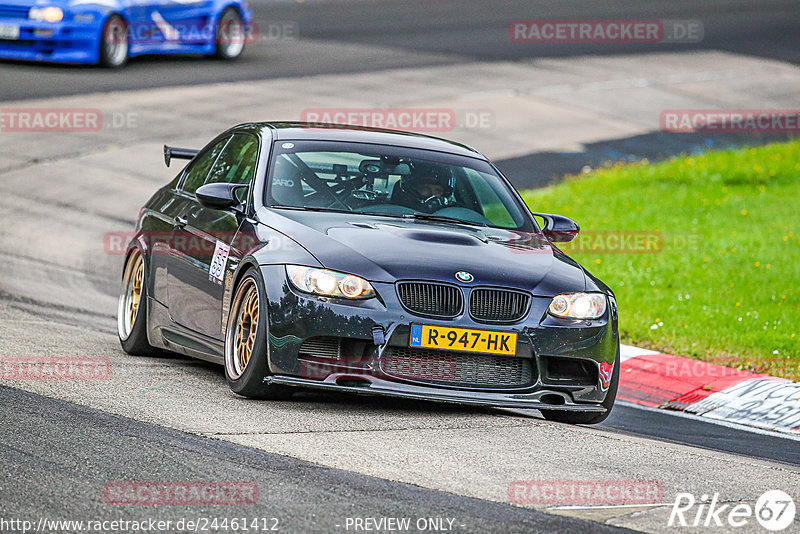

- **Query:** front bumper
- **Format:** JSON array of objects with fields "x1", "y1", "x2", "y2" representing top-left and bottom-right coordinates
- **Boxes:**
[
  {"x1": 0, "y1": 18, "x2": 102, "y2": 64},
  {"x1": 267, "y1": 374, "x2": 607, "y2": 412},
  {"x1": 260, "y1": 265, "x2": 619, "y2": 410}
]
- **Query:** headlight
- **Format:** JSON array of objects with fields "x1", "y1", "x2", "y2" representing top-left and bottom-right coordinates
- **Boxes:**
[
  {"x1": 548, "y1": 293, "x2": 606, "y2": 319},
  {"x1": 29, "y1": 6, "x2": 63, "y2": 22},
  {"x1": 286, "y1": 265, "x2": 375, "y2": 299}
]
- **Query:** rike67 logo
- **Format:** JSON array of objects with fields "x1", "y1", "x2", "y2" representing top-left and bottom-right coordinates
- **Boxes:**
[{"x1": 669, "y1": 490, "x2": 796, "y2": 531}]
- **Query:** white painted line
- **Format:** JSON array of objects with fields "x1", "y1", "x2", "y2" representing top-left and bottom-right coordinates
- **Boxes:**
[
  {"x1": 617, "y1": 400, "x2": 800, "y2": 442},
  {"x1": 619, "y1": 344, "x2": 660, "y2": 363},
  {"x1": 547, "y1": 503, "x2": 673, "y2": 510}
]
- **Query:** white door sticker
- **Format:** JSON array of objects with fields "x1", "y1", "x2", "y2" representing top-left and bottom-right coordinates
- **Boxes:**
[{"x1": 209, "y1": 240, "x2": 230, "y2": 283}]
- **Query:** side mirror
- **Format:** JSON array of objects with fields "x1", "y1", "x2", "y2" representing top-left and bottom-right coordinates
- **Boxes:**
[
  {"x1": 196, "y1": 183, "x2": 247, "y2": 211},
  {"x1": 532, "y1": 212, "x2": 579, "y2": 242}
]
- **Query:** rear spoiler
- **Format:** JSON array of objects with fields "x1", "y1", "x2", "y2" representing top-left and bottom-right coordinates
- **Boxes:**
[{"x1": 163, "y1": 145, "x2": 199, "y2": 167}]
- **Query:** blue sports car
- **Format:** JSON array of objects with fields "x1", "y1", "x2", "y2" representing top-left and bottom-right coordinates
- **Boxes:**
[{"x1": 0, "y1": 0, "x2": 252, "y2": 66}]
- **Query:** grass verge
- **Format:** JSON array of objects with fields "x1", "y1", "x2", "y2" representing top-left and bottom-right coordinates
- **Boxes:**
[{"x1": 521, "y1": 141, "x2": 799, "y2": 380}]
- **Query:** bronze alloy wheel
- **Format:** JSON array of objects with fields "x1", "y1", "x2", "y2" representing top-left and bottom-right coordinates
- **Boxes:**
[
  {"x1": 118, "y1": 250, "x2": 143, "y2": 340},
  {"x1": 226, "y1": 277, "x2": 259, "y2": 379}
]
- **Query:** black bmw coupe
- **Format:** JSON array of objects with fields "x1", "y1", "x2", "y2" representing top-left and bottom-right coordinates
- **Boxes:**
[{"x1": 118, "y1": 122, "x2": 619, "y2": 424}]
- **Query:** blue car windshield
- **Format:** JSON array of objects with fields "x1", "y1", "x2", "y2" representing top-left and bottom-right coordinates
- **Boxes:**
[{"x1": 265, "y1": 141, "x2": 531, "y2": 230}]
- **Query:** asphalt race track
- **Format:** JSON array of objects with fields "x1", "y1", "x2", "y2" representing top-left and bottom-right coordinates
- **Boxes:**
[
  {"x1": 1, "y1": 0, "x2": 800, "y2": 101},
  {"x1": 1, "y1": 386, "x2": 630, "y2": 534},
  {"x1": 1, "y1": 1, "x2": 799, "y2": 533}
]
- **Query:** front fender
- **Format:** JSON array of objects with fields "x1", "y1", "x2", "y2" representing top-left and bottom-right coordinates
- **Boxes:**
[
  {"x1": 221, "y1": 223, "x2": 321, "y2": 339},
  {"x1": 250, "y1": 223, "x2": 322, "y2": 268}
]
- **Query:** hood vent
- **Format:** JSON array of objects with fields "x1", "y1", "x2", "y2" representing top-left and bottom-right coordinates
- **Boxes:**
[{"x1": 349, "y1": 222, "x2": 377, "y2": 229}]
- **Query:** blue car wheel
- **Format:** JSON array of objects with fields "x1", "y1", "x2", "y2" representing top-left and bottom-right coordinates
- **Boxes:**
[
  {"x1": 99, "y1": 14, "x2": 129, "y2": 68},
  {"x1": 214, "y1": 7, "x2": 245, "y2": 60}
]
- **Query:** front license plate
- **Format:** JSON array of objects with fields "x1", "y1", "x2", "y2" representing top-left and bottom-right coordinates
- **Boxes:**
[
  {"x1": 409, "y1": 324, "x2": 517, "y2": 356},
  {"x1": 0, "y1": 24, "x2": 20, "y2": 40}
]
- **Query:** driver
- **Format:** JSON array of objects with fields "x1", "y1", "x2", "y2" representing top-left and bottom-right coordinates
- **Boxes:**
[{"x1": 392, "y1": 161, "x2": 453, "y2": 213}]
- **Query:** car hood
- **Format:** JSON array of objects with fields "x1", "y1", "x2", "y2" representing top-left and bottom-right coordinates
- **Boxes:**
[{"x1": 257, "y1": 209, "x2": 588, "y2": 295}]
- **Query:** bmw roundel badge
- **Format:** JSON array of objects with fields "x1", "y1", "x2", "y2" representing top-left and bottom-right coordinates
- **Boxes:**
[{"x1": 455, "y1": 271, "x2": 474, "y2": 283}]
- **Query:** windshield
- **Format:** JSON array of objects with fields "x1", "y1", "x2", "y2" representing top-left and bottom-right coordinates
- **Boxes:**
[{"x1": 265, "y1": 141, "x2": 532, "y2": 230}]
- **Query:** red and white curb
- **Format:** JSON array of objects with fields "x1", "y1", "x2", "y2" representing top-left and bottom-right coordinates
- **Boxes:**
[{"x1": 618, "y1": 345, "x2": 800, "y2": 436}]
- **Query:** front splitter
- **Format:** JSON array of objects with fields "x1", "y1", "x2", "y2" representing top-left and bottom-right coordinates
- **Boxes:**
[{"x1": 265, "y1": 374, "x2": 606, "y2": 412}]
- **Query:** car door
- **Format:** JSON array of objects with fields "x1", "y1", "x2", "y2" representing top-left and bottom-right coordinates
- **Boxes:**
[
  {"x1": 167, "y1": 133, "x2": 259, "y2": 340},
  {"x1": 152, "y1": 0, "x2": 212, "y2": 46},
  {"x1": 125, "y1": 0, "x2": 162, "y2": 52}
]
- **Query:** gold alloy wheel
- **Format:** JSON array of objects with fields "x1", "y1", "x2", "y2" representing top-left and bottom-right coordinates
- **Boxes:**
[
  {"x1": 226, "y1": 278, "x2": 259, "y2": 379},
  {"x1": 118, "y1": 250, "x2": 143, "y2": 340}
]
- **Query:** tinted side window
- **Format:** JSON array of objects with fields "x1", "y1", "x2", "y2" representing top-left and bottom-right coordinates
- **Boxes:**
[
  {"x1": 181, "y1": 138, "x2": 228, "y2": 195},
  {"x1": 206, "y1": 134, "x2": 259, "y2": 187}
]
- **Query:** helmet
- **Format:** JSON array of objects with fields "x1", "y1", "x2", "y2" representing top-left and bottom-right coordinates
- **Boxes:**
[
  {"x1": 394, "y1": 161, "x2": 454, "y2": 212},
  {"x1": 405, "y1": 160, "x2": 453, "y2": 195}
]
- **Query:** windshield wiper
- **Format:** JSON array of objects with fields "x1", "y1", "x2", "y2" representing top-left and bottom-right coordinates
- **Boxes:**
[
  {"x1": 402, "y1": 213, "x2": 487, "y2": 227},
  {"x1": 271, "y1": 205, "x2": 412, "y2": 220},
  {"x1": 271, "y1": 206, "x2": 486, "y2": 227},
  {"x1": 271, "y1": 205, "x2": 353, "y2": 214}
]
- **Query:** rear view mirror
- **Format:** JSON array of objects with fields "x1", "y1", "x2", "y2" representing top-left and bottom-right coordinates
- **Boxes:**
[
  {"x1": 532, "y1": 212, "x2": 580, "y2": 242},
  {"x1": 359, "y1": 159, "x2": 384, "y2": 175},
  {"x1": 196, "y1": 183, "x2": 248, "y2": 211}
]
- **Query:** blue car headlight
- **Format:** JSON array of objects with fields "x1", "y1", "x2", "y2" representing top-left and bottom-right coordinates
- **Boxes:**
[
  {"x1": 286, "y1": 265, "x2": 375, "y2": 299},
  {"x1": 29, "y1": 6, "x2": 64, "y2": 22},
  {"x1": 548, "y1": 293, "x2": 607, "y2": 319}
]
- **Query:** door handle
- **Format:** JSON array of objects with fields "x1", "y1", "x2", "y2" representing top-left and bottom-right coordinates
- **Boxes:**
[{"x1": 174, "y1": 215, "x2": 188, "y2": 228}]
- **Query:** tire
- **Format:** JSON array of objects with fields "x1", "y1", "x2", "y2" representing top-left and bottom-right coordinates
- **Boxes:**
[
  {"x1": 541, "y1": 345, "x2": 620, "y2": 425},
  {"x1": 99, "y1": 14, "x2": 129, "y2": 68},
  {"x1": 224, "y1": 269, "x2": 293, "y2": 399},
  {"x1": 118, "y1": 249, "x2": 157, "y2": 355},
  {"x1": 214, "y1": 7, "x2": 246, "y2": 60}
]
